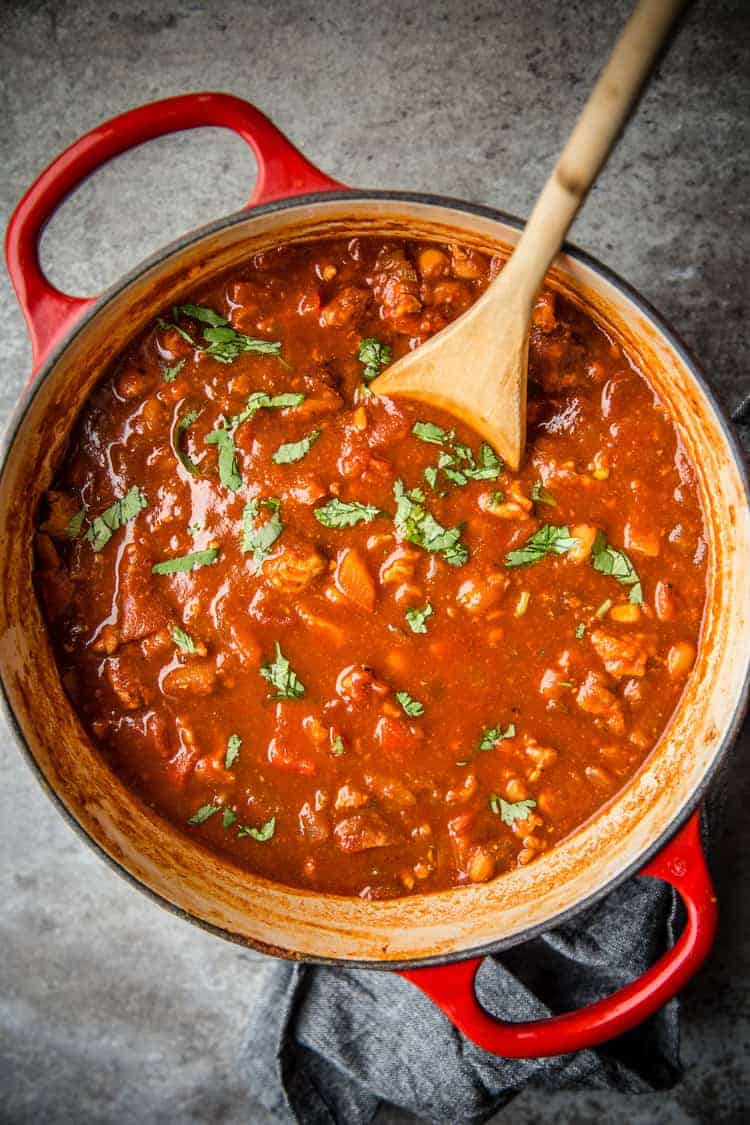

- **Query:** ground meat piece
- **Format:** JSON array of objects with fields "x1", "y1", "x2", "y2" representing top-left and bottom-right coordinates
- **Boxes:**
[
  {"x1": 334, "y1": 813, "x2": 398, "y2": 852},
  {"x1": 590, "y1": 630, "x2": 653, "y2": 678},
  {"x1": 319, "y1": 285, "x2": 369, "y2": 328},
  {"x1": 106, "y1": 652, "x2": 152, "y2": 710},
  {"x1": 576, "y1": 670, "x2": 625, "y2": 734},
  {"x1": 117, "y1": 542, "x2": 169, "y2": 645},
  {"x1": 263, "y1": 539, "x2": 327, "y2": 595},
  {"x1": 372, "y1": 247, "x2": 422, "y2": 324}
]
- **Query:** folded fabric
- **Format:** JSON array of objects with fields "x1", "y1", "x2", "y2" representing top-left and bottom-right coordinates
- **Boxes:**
[{"x1": 241, "y1": 869, "x2": 683, "y2": 1124}]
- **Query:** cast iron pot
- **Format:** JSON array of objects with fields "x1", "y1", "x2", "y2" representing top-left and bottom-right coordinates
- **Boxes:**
[{"x1": 2, "y1": 93, "x2": 749, "y2": 1059}]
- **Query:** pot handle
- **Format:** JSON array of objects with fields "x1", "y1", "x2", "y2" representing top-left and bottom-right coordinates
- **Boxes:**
[
  {"x1": 5, "y1": 92, "x2": 344, "y2": 367},
  {"x1": 399, "y1": 809, "x2": 716, "y2": 1057}
]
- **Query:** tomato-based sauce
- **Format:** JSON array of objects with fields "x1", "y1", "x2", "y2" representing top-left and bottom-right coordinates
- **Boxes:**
[{"x1": 34, "y1": 237, "x2": 706, "y2": 898}]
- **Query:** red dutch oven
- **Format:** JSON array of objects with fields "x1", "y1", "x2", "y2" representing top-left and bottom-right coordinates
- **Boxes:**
[{"x1": 2, "y1": 93, "x2": 749, "y2": 1059}]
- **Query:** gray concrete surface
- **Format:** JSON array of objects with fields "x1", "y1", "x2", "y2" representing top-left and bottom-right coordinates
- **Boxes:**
[{"x1": 1, "y1": 1, "x2": 748, "y2": 1122}]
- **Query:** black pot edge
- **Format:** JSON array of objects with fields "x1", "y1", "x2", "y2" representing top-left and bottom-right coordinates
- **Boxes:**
[{"x1": 2, "y1": 188, "x2": 749, "y2": 972}]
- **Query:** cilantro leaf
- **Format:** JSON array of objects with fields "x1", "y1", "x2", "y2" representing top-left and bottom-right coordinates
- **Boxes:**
[
  {"x1": 413, "y1": 421, "x2": 452, "y2": 445},
  {"x1": 331, "y1": 735, "x2": 346, "y2": 757},
  {"x1": 65, "y1": 507, "x2": 86, "y2": 540},
  {"x1": 161, "y1": 359, "x2": 185, "y2": 383},
  {"x1": 225, "y1": 733, "x2": 242, "y2": 769},
  {"x1": 424, "y1": 465, "x2": 439, "y2": 489},
  {"x1": 358, "y1": 337, "x2": 392, "y2": 381},
  {"x1": 86, "y1": 487, "x2": 147, "y2": 552},
  {"x1": 393, "y1": 479, "x2": 468, "y2": 566},
  {"x1": 172, "y1": 408, "x2": 202, "y2": 477},
  {"x1": 575, "y1": 622, "x2": 586, "y2": 639},
  {"x1": 152, "y1": 548, "x2": 219, "y2": 575},
  {"x1": 314, "y1": 498, "x2": 383, "y2": 528},
  {"x1": 489, "y1": 795, "x2": 537, "y2": 826},
  {"x1": 170, "y1": 624, "x2": 197, "y2": 654},
  {"x1": 205, "y1": 424, "x2": 242, "y2": 491},
  {"x1": 531, "y1": 481, "x2": 556, "y2": 506},
  {"x1": 591, "y1": 531, "x2": 643, "y2": 604},
  {"x1": 188, "y1": 803, "x2": 220, "y2": 825},
  {"x1": 405, "y1": 603, "x2": 433, "y2": 634},
  {"x1": 222, "y1": 807, "x2": 237, "y2": 828},
  {"x1": 260, "y1": 642, "x2": 305, "y2": 699},
  {"x1": 241, "y1": 498, "x2": 283, "y2": 571},
  {"x1": 229, "y1": 391, "x2": 305, "y2": 429},
  {"x1": 478, "y1": 723, "x2": 516, "y2": 751},
  {"x1": 505, "y1": 524, "x2": 580, "y2": 568},
  {"x1": 272, "y1": 429, "x2": 321, "y2": 465},
  {"x1": 396, "y1": 690, "x2": 424, "y2": 717},
  {"x1": 174, "y1": 303, "x2": 228, "y2": 327},
  {"x1": 238, "y1": 816, "x2": 276, "y2": 842},
  {"x1": 463, "y1": 443, "x2": 503, "y2": 481}
]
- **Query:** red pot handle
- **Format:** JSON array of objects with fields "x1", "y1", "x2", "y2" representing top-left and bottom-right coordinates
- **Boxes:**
[
  {"x1": 399, "y1": 809, "x2": 716, "y2": 1057},
  {"x1": 5, "y1": 91, "x2": 344, "y2": 368}
]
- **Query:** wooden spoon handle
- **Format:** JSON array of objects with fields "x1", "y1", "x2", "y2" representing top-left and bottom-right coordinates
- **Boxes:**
[{"x1": 504, "y1": 0, "x2": 687, "y2": 304}]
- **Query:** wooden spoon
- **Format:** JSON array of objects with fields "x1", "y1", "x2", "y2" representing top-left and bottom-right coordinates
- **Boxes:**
[{"x1": 371, "y1": 0, "x2": 686, "y2": 469}]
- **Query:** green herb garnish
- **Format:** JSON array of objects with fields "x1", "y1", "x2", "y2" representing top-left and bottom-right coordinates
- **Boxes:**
[
  {"x1": 205, "y1": 423, "x2": 242, "y2": 491},
  {"x1": 170, "y1": 304, "x2": 282, "y2": 365},
  {"x1": 152, "y1": 548, "x2": 219, "y2": 575},
  {"x1": 314, "y1": 498, "x2": 383, "y2": 529},
  {"x1": 591, "y1": 532, "x2": 643, "y2": 604},
  {"x1": 161, "y1": 359, "x2": 185, "y2": 383},
  {"x1": 225, "y1": 733, "x2": 242, "y2": 769},
  {"x1": 505, "y1": 524, "x2": 579, "y2": 568},
  {"x1": 65, "y1": 507, "x2": 86, "y2": 540},
  {"x1": 170, "y1": 624, "x2": 197, "y2": 653},
  {"x1": 241, "y1": 498, "x2": 283, "y2": 571},
  {"x1": 86, "y1": 487, "x2": 147, "y2": 552},
  {"x1": 260, "y1": 643, "x2": 305, "y2": 699},
  {"x1": 393, "y1": 479, "x2": 468, "y2": 566},
  {"x1": 413, "y1": 421, "x2": 452, "y2": 445},
  {"x1": 479, "y1": 723, "x2": 516, "y2": 752},
  {"x1": 272, "y1": 429, "x2": 321, "y2": 465},
  {"x1": 331, "y1": 735, "x2": 346, "y2": 757},
  {"x1": 229, "y1": 391, "x2": 305, "y2": 428},
  {"x1": 575, "y1": 622, "x2": 586, "y2": 639},
  {"x1": 172, "y1": 408, "x2": 202, "y2": 477},
  {"x1": 489, "y1": 795, "x2": 537, "y2": 826},
  {"x1": 188, "y1": 803, "x2": 220, "y2": 825},
  {"x1": 238, "y1": 816, "x2": 276, "y2": 842},
  {"x1": 405, "y1": 603, "x2": 433, "y2": 634},
  {"x1": 358, "y1": 337, "x2": 392, "y2": 381},
  {"x1": 222, "y1": 807, "x2": 237, "y2": 828},
  {"x1": 396, "y1": 690, "x2": 424, "y2": 717},
  {"x1": 531, "y1": 481, "x2": 556, "y2": 506}
]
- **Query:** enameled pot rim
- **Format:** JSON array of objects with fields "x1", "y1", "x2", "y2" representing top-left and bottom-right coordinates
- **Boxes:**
[{"x1": 2, "y1": 189, "x2": 748, "y2": 968}]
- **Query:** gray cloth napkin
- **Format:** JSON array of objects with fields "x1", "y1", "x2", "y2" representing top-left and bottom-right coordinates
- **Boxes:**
[{"x1": 241, "y1": 871, "x2": 683, "y2": 1123}]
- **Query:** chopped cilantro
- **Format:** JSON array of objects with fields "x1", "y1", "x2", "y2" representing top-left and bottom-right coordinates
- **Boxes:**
[
  {"x1": 160, "y1": 359, "x2": 185, "y2": 383},
  {"x1": 575, "y1": 622, "x2": 586, "y2": 639},
  {"x1": 86, "y1": 487, "x2": 147, "y2": 552},
  {"x1": 260, "y1": 642, "x2": 305, "y2": 699},
  {"x1": 358, "y1": 337, "x2": 392, "y2": 381},
  {"x1": 505, "y1": 524, "x2": 579, "y2": 568},
  {"x1": 487, "y1": 490, "x2": 506, "y2": 506},
  {"x1": 314, "y1": 498, "x2": 383, "y2": 528},
  {"x1": 172, "y1": 408, "x2": 202, "y2": 477},
  {"x1": 229, "y1": 391, "x2": 306, "y2": 429},
  {"x1": 238, "y1": 816, "x2": 276, "y2": 842},
  {"x1": 405, "y1": 603, "x2": 433, "y2": 634},
  {"x1": 272, "y1": 429, "x2": 321, "y2": 465},
  {"x1": 591, "y1": 532, "x2": 643, "y2": 604},
  {"x1": 424, "y1": 465, "x2": 439, "y2": 489},
  {"x1": 393, "y1": 479, "x2": 468, "y2": 566},
  {"x1": 396, "y1": 690, "x2": 424, "y2": 717},
  {"x1": 65, "y1": 506, "x2": 86, "y2": 540},
  {"x1": 479, "y1": 723, "x2": 516, "y2": 752},
  {"x1": 205, "y1": 423, "x2": 242, "y2": 491},
  {"x1": 531, "y1": 481, "x2": 557, "y2": 506},
  {"x1": 464, "y1": 443, "x2": 503, "y2": 480},
  {"x1": 225, "y1": 733, "x2": 242, "y2": 769},
  {"x1": 222, "y1": 807, "x2": 237, "y2": 828},
  {"x1": 169, "y1": 304, "x2": 282, "y2": 365},
  {"x1": 152, "y1": 548, "x2": 219, "y2": 575},
  {"x1": 413, "y1": 421, "x2": 452, "y2": 445},
  {"x1": 331, "y1": 735, "x2": 346, "y2": 757},
  {"x1": 188, "y1": 803, "x2": 220, "y2": 825},
  {"x1": 170, "y1": 624, "x2": 197, "y2": 654},
  {"x1": 489, "y1": 795, "x2": 537, "y2": 826},
  {"x1": 241, "y1": 498, "x2": 283, "y2": 571}
]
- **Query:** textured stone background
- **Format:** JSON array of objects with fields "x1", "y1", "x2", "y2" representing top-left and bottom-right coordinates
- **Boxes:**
[{"x1": 1, "y1": 1, "x2": 749, "y2": 1122}]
